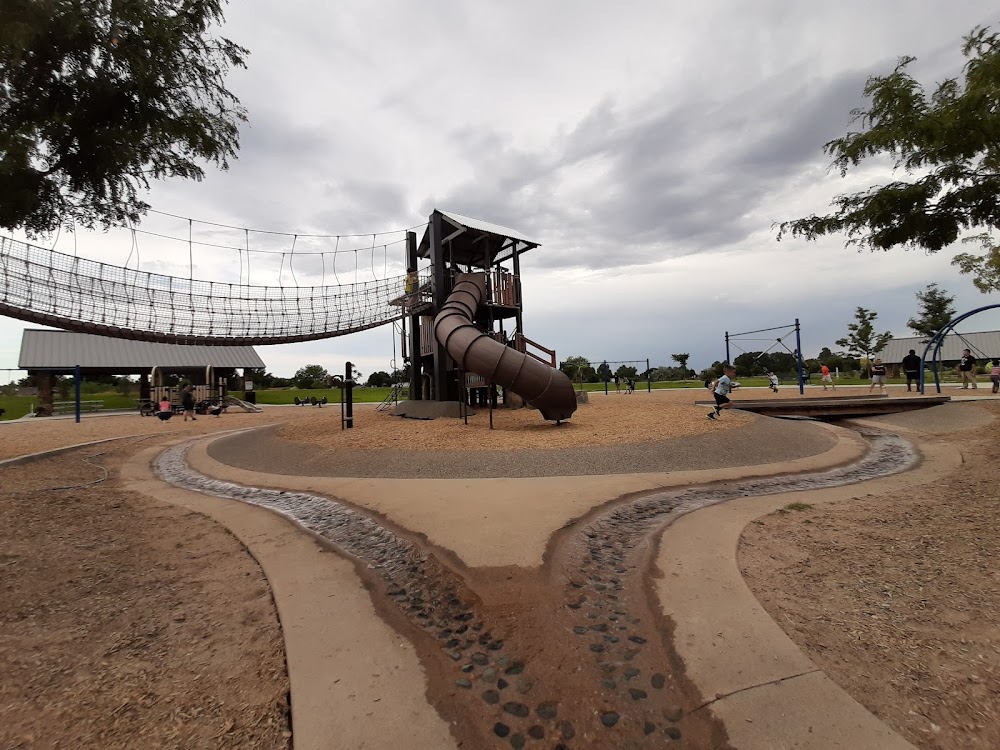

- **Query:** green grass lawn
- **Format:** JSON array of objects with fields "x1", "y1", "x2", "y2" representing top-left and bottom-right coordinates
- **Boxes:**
[
  {"x1": 251, "y1": 386, "x2": 406, "y2": 405},
  {"x1": 0, "y1": 374, "x2": 979, "y2": 421}
]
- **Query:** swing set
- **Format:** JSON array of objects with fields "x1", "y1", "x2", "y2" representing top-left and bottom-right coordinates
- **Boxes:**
[
  {"x1": 725, "y1": 319, "x2": 805, "y2": 394},
  {"x1": 920, "y1": 304, "x2": 1000, "y2": 393}
]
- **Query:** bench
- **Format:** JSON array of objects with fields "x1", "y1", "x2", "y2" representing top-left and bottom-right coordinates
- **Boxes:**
[{"x1": 52, "y1": 400, "x2": 103, "y2": 414}]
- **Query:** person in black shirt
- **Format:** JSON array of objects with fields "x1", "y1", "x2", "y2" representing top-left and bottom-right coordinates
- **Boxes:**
[
  {"x1": 901, "y1": 349, "x2": 922, "y2": 392},
  {"x1": 957, "y1": 348, "x2": 978, "y2": 389},
  {"x1": 869, "y1": 358, "x2": 887, "y2": 394}
]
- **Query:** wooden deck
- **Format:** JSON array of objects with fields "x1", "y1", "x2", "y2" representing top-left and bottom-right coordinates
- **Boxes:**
[{"x1": 696, "y1": 394, "x2": 952, "y2": 418}]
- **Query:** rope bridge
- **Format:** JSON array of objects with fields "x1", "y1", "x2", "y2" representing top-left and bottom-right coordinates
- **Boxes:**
[{"x1": 0, "y1": 234, "x2": 427, "y2": 345}]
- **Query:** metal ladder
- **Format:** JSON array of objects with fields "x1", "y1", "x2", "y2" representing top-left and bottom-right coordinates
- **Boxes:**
[{"x1": 375, "y1": 383, "x2": 404, "y2": 412}]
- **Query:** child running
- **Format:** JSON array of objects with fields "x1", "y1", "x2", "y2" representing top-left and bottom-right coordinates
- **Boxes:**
[{"x1": 707, "y1": 365, "x2": 737, "y2": 420}]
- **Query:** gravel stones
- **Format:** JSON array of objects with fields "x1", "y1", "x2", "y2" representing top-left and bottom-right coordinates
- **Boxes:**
[
  {"x1": 481, "y1": 667, "x2": 497, "y2": 683},
  {"x1": 504, "y1": 661, "x2": 524, "y2": 675},
  {"x1": 560, "y1": 721, "x2": 576, "y2": 739},
  {"x1": 651, "y1": 673, "x2": 666, "y2": 689},
  {"x1": 628, "y1": 688, "x2": 647, "y2": 700},
  {"x1": 471, "y1": 652, "x2": 489, "y2": 665},
  {"x1": 589, "y1": 643, "x2": 605, "y2": 653},
  {"x1": 663, "y1": 705, "x2": 683, "y2": 722},
  {"x1": 601, "y1": 711, "x2": 620, "y2": 728},
  {"x1": 482, "y1": 690, "x2": 500, "y2": 705},
  {"x1": 664, "y1": 726, "x2": 682, "y2": 740},
  {"x1": 502, "y1": 702, "x2": 530, "y2": 718},
  {"x1": 624, "y1": 667, "x2": 640, "y2": 680},
  {"x1": 493, "y1": 722, "x2": 510, "y2": 738},
  {"x1": 643, "y1": 721, "x2": 657, "y2": 735},
  {"x1": 527, "y1": 725, "x2": 545, "y2": 739},
  {"x1": 509, "y1": 735, "x2": 525, "y2": 750},
  {"x1": 455, "y1": 678, "x2": 471, "y2": 689},
  {"x1": 536, "y1": 702, "x2": 558, "y2": 720}
]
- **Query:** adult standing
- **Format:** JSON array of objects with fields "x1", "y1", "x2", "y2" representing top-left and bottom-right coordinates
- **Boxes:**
[
  {"x1": 901, "y1": 349, "x2": 922, "y2": 392},
  {"x1": 181, "y1": 384, "x2": 197, "y2": 421},
  {"x1": 958, "y1": 348, "x2": 978, "y2": 389}
]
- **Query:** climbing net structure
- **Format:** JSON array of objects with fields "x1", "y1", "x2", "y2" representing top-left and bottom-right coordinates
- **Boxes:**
[{"x1": 0, "y1": 231, "x2": 430, "y2": 345}]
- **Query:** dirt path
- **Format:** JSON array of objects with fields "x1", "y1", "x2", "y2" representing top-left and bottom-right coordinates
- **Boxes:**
[
  {"x1": 740, "y1": 405, "x2": 1000, "y2": 750},
  {"x1": 0, "y1": 441, "x2": 290, "y2": 749}
]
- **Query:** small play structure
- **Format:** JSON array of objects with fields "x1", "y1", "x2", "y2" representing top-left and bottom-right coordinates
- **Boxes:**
[
  {"x1": 391, "y1": 210, "x2": 577, "y2": 422},
  {"x1": 725, "y1": 321, "x2": 805, "y2": 394}
]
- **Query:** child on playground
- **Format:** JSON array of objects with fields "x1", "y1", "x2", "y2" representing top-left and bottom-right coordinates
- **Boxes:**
[
  {"x1": 707, "y1": 365, "x2": 737, "y2": 420},
  {"x1": 991, "y1": 359, "x2": 1000, "y2": 394},
  {"x1": 766, "y1": 371, "x2": 779, "y2": 393},
  {"x1": 820, "y1": 363, "x2": 835, "y2": 390},
  {"x1": 869, "y1": 358, "x2": 887, "y2": 394}
]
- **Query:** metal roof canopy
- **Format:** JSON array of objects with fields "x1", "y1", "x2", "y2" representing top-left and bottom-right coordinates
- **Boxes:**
[
  {"x1": 875, "y1": 330, "x2": 1000, "y2": 363},
  {"x1": 416, "y1": 209, "x2": 539, "y2": 267},
  {"x1": 18, "y1": 329, "x2": 265, "y2": 375}
]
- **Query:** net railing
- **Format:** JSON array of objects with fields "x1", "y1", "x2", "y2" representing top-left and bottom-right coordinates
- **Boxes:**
[{"x1": 0, "y1": 234, "x2": 430, "y2": 345}]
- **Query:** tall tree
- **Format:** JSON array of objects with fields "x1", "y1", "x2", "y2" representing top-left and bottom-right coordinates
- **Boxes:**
[
  {"x1": 0, "y1": 0, "x2": 248, "y2": 236},
  {"x1": 293, "y1": 364, "x2": 329, "y2": 389},
  {"x1": 836, "y1": 308, "x2": 893, "y2": 376},
  {"x1": 907, "y1": 283, "x2": 957, "y2": 340},
  {"x1": 670, "y1": 353, "x2": 691, "y2": 370},
  {"x1": 776, "y1": 27, "x2": 1000, "y2": 293}
]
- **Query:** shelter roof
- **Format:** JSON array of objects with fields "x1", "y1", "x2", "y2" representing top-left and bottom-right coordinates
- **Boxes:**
[
  {"x1": 874, "y1": 331, "x2": 1000, "y2": 363},
  {"x1": 18, "y1": 329, "x2": 265, "y2": 373},
  {"x1": 417, "y1": 209, "x2": 539, "y2": 266}
]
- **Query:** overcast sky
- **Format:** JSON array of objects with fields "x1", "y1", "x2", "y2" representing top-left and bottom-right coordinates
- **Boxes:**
[{"x1": 4, "y1": 0, "x2": 1000, "y2": 381}]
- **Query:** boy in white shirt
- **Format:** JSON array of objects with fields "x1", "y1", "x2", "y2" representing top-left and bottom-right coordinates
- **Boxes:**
[
  {"x1": 766, "y1": 371, "x2": 779, "y2": 393},
  {"x1": 708, "y1": 365, "x2": 738, "y2": 420}
]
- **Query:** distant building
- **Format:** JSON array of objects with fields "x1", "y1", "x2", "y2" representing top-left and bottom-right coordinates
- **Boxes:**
[
  {"x1": 18, "y1": 329, "x2": 264, "y2": 416},
  {"x1": 874, "y1": 331, "x2": 1000, "y2": 376}
]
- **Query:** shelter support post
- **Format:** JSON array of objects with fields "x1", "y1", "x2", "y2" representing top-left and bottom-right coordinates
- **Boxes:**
[{"x1": 646, "y1": 358, "x2": 651, "y2": 392}]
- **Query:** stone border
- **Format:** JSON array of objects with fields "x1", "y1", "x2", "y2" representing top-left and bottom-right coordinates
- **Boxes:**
[{"x1": 655, "y1": 433, "x2": 962, "y2": 750}]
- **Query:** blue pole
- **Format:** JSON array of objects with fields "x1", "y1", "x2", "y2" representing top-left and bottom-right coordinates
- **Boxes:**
[
  {"x1": 795, "y1": 319, "x2": 804, "y2": 395},
  {"x1": 74, "y1": 365, "x2": 81, "y2": 423},
  {"x1": 725, "y1": 332, "x2": 730, "y2": 366}
]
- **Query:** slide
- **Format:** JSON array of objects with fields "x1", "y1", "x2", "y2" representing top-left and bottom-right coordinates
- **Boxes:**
[{"x1": 434, "y1": 273, "x2": 578, "y2": 421}]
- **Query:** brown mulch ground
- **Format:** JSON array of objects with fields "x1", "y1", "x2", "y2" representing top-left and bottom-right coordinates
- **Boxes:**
[
  {"x1": 0, "y1": 442, "x2": 291, "y2": 750},
  {"x1": 740, "y1": 404, "x2": 1000, "y2": 750},
  {"x1": 278, "y1": 390, "x2": 754, "y2": 452}
]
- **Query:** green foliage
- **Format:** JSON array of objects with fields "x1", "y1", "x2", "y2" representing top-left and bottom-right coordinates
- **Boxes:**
[
  {"x1": 559, "y1": 356, "x2": 597, "y2": 383},
  {"x1": 0, "y1": 0, "x2": 248, "y2": 235},
  {"x1": 596, "y1": 361, "x2": 612, "y2": 382},
  {"x1": 776, "y1": 27, "x2": 1000, "y2": 292},
  {"x1": 366, "y1": 371, "x2": 392, "y2": 387},
  {"x1": 732, "y1": 351, "x2": 798, "y2": 376},
  {"x1": 907, "y1": 283, "x2": 956, "y2": 339},
  {"x1": 835, "y1": 307, "x2": 893, "y2": 375},
  {"x1": 293, "y1": 364, "x2": 329, "y2": 389},
  {"x1": 670, "y1": 353, "x2": 690, "y2": 370},
  {"x1": 614, "y1": 365, "x2": 637, "y2": 379}
]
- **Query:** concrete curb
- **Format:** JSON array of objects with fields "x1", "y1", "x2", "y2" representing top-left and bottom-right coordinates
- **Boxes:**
[
  {"x1": 120, "y1": 439, "x2": 458, "y2": 750},
  {"x1": 656, "y1": 434, "x2": 962, "y2": 750},
  {"x1": 0, "y1": 433, "x2": 159, "y2": 468}
]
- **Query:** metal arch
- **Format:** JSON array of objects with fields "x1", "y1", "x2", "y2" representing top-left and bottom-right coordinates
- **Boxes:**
[{"x1": 920, "y1": 304, "x2": 1000, "y2": 393}]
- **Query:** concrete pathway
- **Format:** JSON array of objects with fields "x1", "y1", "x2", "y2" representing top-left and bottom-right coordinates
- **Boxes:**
[{"x1": 656, "y1": 425, "x2": 962, "y2": 749}]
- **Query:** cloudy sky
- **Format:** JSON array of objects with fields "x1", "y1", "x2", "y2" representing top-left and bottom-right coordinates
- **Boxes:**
[{"x1": 4, "y1": 0, "x2": 1000, "y2": 381}]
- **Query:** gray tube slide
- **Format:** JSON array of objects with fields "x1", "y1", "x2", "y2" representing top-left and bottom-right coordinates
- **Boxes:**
[{"x1": 434, "y1": 273, "x2": 578, "y2": 421}]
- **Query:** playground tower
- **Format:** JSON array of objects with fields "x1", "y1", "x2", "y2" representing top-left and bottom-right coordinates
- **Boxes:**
[{"x1": 395, "y1": 209, "x2": 576, "y2": 420}]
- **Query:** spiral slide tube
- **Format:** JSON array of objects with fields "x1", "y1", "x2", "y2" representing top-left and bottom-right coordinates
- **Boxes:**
[{"x1": 433, "y1": 273, "x2": 577, "y2": 422}]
